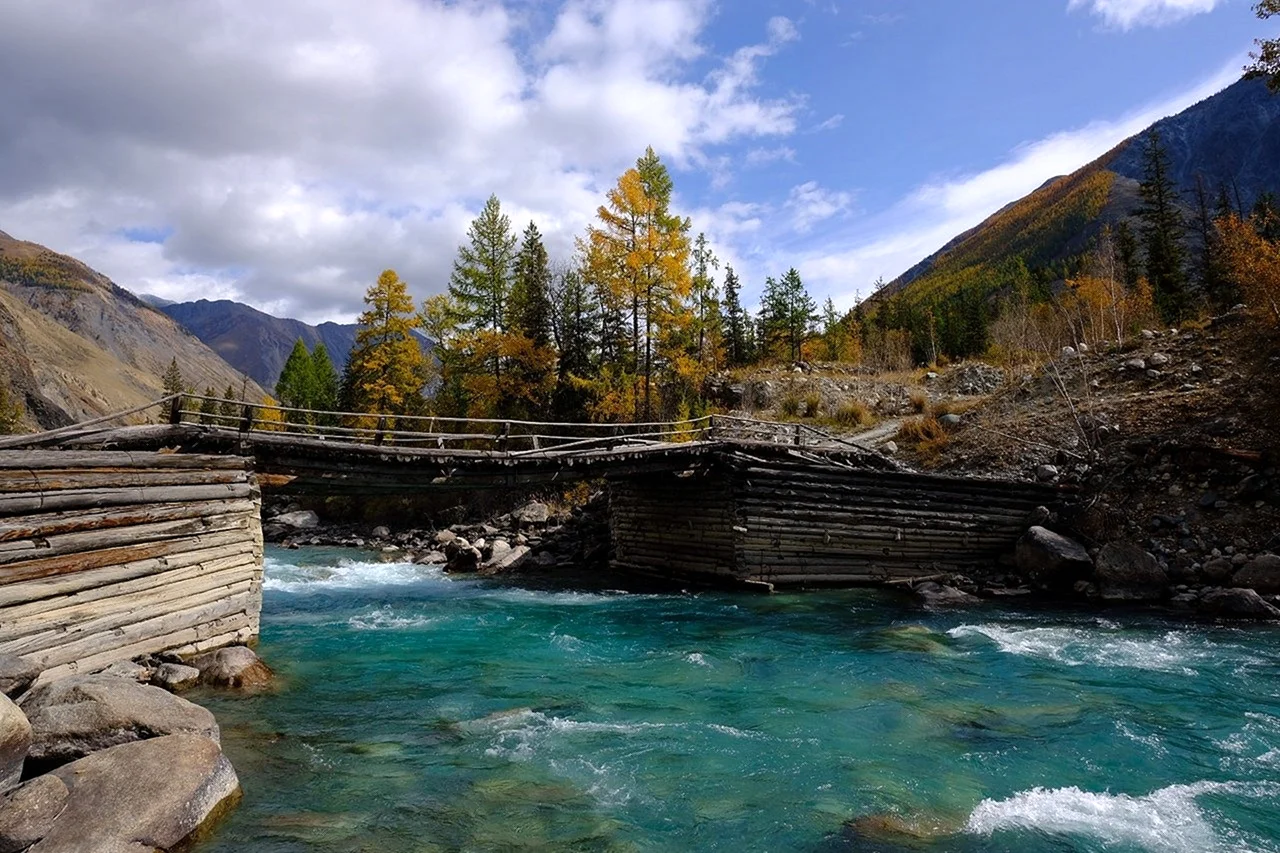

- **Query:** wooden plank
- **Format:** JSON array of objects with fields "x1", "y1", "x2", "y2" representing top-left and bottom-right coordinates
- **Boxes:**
[
  {"x1": 0, "y1": 499, "x2": 258, "y2": 542},
  {"x1": 0, "y1": 483, "x2": 254, "y2": 515},
  {"x1": 0, "y1": 528, "x2": 254, "y2": 585},
  {"x1": 0, "y1": 450, "x2": 249, "y2": 471},
  {"x1": 0, "y1": 468, "x2": 246, "y2": 493}
]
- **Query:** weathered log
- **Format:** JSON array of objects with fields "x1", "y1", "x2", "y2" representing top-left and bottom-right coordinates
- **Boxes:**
[
  {"x1": 0, "y1": 483, "x2": 255, "y2": 515},
  {"x1": 0, "y1": 528, "x2": 254, "y2": 585},
  {"x1": 0, "y1": 468, "x2": 247, "y2": 493},
  {"x1": 0, "y1": 499, "x2": 258, "y2": 542},
  {"x1": 0, "y1": 450, "x2": 249, "y2": 470},
  {"x1": 0, "y1": 514, "x2": 253, "y2": 567}
]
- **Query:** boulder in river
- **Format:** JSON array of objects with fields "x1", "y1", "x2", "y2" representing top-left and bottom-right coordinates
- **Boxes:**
[
  {"x1": 1015, "y1": 526, "x2": 1093, "y2": 591},
  {"x1": 0, "y1": 694, "x2": 31, "y2": 792},
  {"x1": 444, "y1": 539, "x2": 482, "y2": 574},
  {"x1": 513, "y1": 501, "x2": 550, "y2": 526},
  {"x1": 274, "y1": 510, "x2": 319, "y2": 530},
  {"x1": 18, "y1": 675, "x2": 219, "y2": 772},
  {"x1": 189, "y1": 646, "x2": 273, "y2": 690},
  {"x1": 1232, "y1": 554, "x2": 1280, "y2": 594},
  {"x1": 151, "y1": 663, "x2": 202, "y2": 693},
  {"x1": 1198, "y1": 587, "x2": 1280, "y2": 620},
  {"x1": 1093, "y1": 543, "x2": 1167, "y2": 601},
  {"x1": 913, "y1": 582, "x2": 980, "y2": 607},
  {"x1": 27, "y1": 735, "x2": 240, "y2": 853},
  {"x1": 0, "y1": 656, "x2": 41, "y2": 701}
]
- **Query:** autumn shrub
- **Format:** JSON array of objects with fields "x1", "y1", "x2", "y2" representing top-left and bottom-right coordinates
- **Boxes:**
[
  {"x1": 909, "y1": 391, "x2": 928, "y2": 413},
  {"x1": 833, "y1": 400, "x2": 871, "y2": 427},
  {"x1": 896, "y1": 415, "x2": 950, "y2": 463},
  {"x1": 1220, "y1": 214, "x2": 1280, "y2": 331},
  {"x1": 803, "y1": 392, "x2": 822, "y2": 418},
  {"x1": 779, "y1": 393, "x2": 802, "y2": 418}
]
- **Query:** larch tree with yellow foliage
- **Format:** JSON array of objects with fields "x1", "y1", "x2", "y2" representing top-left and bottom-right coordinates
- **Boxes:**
[
  {"x1": 586, "y1": 147, "x2": 691, "y2": 420},
  {"x1": 340, "y1": 269, "x2": 429, "y2": 424}
]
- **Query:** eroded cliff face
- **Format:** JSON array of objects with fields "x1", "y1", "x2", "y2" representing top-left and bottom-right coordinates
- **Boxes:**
[{"x1": 0, "y1": 230, "x2": 264, "y2": 429}]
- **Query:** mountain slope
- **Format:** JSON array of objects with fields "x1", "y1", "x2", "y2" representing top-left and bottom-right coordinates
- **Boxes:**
[
  {"x1": 879, "y1": 77, "x2": 1280, "y2": 307},
  {"x1": 0, "y1": 231, "x2": 267, "y2": 430},
  {"x1": 159, "y1": 300, "x2": 433, "y2": 390}
]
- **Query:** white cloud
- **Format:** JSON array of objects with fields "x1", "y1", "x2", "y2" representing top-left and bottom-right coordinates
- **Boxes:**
[
  {"x1": 810, "y1": 114, "x2": 845, "y2": 132},
  {"x1": 0, "y1": 0, "x2": 800, "y2": 322},
  {"x1": 744, "y1": 146, "x2": 797, "y2": 167},
  {"x1": 785, "y1": 181, "x2": 853, "y2": 232},
  {"x1": 1068, "y1": 0, "x2": 1221, "y2": 30}
]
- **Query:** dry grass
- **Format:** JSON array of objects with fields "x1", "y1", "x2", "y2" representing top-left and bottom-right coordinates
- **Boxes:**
[
  {"x1": 779, "y1": 393, "x2": 802, "y2": 418},
  {"x1": 909, "y1": 391, "x2": 928, "y2": 413},
  {"x1": 803, "y1": 391, "x2": 822, "y2": 418},
  {"x1": 896, "y1": 415, "x2": 950, "y2": 464},
  {"x1": 832, "y1": 400, "x2": 871, "y2": 427}
]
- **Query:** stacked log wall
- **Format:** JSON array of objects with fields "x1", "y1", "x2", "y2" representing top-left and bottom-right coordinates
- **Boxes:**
[
  {"x1": 730, "y1": 454, "x2": 1051, "y2": 585},
  {"x1": 0, "y1": 451, "x2": 263, "y2": 683},
  {"x1": 608, "y1": 469, "x2": 739, "y2": 584}
]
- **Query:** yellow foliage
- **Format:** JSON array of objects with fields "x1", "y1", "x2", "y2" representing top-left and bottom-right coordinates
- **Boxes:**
[
  {"x1": 256, "y1": 396, "x2": 286, "y2": 432},
  {"x1": 1220, "y1": 214, "x2": 1280, "y2": 329}
]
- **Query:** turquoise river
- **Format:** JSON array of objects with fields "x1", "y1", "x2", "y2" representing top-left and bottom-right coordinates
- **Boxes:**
[{"x1": 195, "y1": 546, "x2": 1280, "y2": 852}]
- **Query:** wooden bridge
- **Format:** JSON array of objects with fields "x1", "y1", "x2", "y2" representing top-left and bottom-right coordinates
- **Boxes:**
[{"x1": 0, "y1": 393, "x2": 1057, "y2": 589}]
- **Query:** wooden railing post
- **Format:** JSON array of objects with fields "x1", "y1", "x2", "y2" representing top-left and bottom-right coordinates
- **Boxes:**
[
  {"x1": 374, "y1": 416, "x2": 387, "y2": 446},
  {"x1": 793, "y1": 423, "x2": 802, "y2": 446},
  {"x1": 498, "y1": 421, "x2": 510, "y2": 453},
  {"x1": 168, "y1": 395, "x2": 184, "y2": 425},
  {"x1": 239, "y1": 404, "x2": 255, "y2": 433}
]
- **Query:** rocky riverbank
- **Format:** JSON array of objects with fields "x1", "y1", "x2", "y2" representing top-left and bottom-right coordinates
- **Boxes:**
[{"x1": 0, "y1": 645, "x2": 271, "y2": 852}]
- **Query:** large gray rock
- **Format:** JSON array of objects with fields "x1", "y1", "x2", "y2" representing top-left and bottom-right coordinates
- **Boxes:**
[
  {"x1": 30, "y1": 735, "x2": 240, "y2": 853},
  {"x1": 1233, "y1": 554, "x2": 1280, "y2": 593},
  {"x1": 484, "y1": 544, "x2": 531, "y2": 575},
  {"x1": 444, "y1": 539, "x2": 482, "y2": 574},
  {"x1": 1015, "y1": 527, "x2": 1094, "y2": 590},
  {"x1": 513, "y1": 501, "x2": 550, "y2": 526},
  {"x1": 151, "y1": 664, "x2": 201, "y2": 693},
  {"x1": 1094, "y1": 543, "x2": 1168, "y2": 601},
  {"x1": 1199, "y1": 587, "x2": 1280, "y2": 620},
  {"x1": 96, "y1": 660, "x2": 151, "y2": 683},
  {"x1": 0, "y1": 695, "x2": 31, "y2": 792},
  {"x1": 189, "y1": 646, "x2": 273, "y2": 690},
  {"x1": 274, "y1": 510, "x2": 319, "y2": 529},
  {"x1": 0, "y1": 775, "x2": 67, "y2": 853},
  {"x1": 18, "y1": 675, "x2": 219, "y2": 772},
  {"x1": 0, "y1": 656, "x2": 41, "y2": 701}
]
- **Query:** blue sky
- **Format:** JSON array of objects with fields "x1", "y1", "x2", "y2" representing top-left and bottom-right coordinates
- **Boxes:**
[{"x1": 0, "y1": 0, "x2": 1266, "y2": 322}]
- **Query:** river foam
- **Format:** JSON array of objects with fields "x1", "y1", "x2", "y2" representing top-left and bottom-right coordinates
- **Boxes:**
[
  {"x1": 965, "y1": 780, "x2": 1280, "y2": 853},
  {"x1": 947, "y1": 623, "x2": 1208, "y2": 673},
  {"x1": 262, "y1": 554, "x2": 439, "y2": 593}
]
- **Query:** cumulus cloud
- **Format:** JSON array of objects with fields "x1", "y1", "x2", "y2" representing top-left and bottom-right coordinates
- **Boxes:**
[
  {"x1": 0, "y1": 0, "x2": 801, "y2": 322},
  {"x1": 785, "y1": 181, "x2": 853, "y2": 232},
  {"x1": 1068, "y1": 0, "x2": 1221, "y2": 30}
]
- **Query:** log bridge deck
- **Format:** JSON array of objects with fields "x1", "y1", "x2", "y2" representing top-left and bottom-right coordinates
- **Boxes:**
[{"x1": 0, "y1": 394, "x2": 1057, "y2": 592}]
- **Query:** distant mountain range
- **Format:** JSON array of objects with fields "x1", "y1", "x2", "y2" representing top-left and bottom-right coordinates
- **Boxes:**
[
  {"x1": 882, "y1": 76, "x2": 1280, "y2": 305},
  {"x1": 0, "y1": 231, "x2": 266, "y2": 430},
  {"x1": 152, "y1": 299, "x2": 432, "y2": 389}
]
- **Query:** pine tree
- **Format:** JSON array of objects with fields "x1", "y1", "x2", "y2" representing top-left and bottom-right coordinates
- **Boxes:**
[
  {"x1": 550, "y1": 265, "x2": 600, "y2": 420},
  {"x1": 690, "y1": 232, "x2": 722, "y2": 371},
  {"x1": 450, "y1": 195, "x2": 517, "y2": 399},
  {"x1": 161, "y1": 358, "x2": 184, "y2": 397},
  {"x1": 340, "y1": 269, "x2": 428, "y2": 421},
  {"x1": 219, "y1": 385, "x2": 238, "y2": 420},
  {"x1": 276, "y1": 339, "x2": 318, "y2": 422},
  {"x1": 1115, "y1": 220, "x2": 1142, "y2": 290},
  {"x1": 199, "y1": 386, "x2": 219, "y2": 424},
  {"x1": 420, "y1": 293, "x2": 469, "y2": 418},
  {"x1": 721, "y1": 265, "x2": 748, "y2": 366},
  {"x1": 1136, "y1": 129, "x2": 1189, "y2": 323},
  {"x1": 511, "y1": 221, "x2": 553, "y2": 348},
  {"x1": 1192, "y1": 175, "x2": 1233, "y2": 310},
  {"x1": 760, "y1": 269, "x2": 816, "y2": 361},
  {"x1": 310, "y1": 343, "x2": 340, "y2": 424}
]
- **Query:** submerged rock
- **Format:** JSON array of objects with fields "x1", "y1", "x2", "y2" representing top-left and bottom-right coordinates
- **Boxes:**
[
  {"x1": 32, "y1": 735, "x2": 240, "y2": 853},
  {"x1": 1015, "y1": 527, "x2": 1093, "y2": 591},
  {"x1": 843, "y1": 811, "x2": 960, "y2": 847},
  {"x1": 19, "y1": 675, "x2": 219, "y2": 772},
  {"x1": 189, "y1": 646, "x2": 273, "y2": 690},
  {"x1": 0, "y1": 656, "x2": 41, "y2": 701},
  {"x1": 0, "y1": 774, "x2": 67, "y2": 853},
  {"x1": 913, "y1": 582, "x2": 980, "y2": 607},
  {"x1": 1093, "y1": 543, "x2": 1167, "y2": 601},
  {"x1": 0, "y1": 694, "x2": 31, "y2": 792}
]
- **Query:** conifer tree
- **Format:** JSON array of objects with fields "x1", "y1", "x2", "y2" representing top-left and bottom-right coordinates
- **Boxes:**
[
  {"x1": 1136, "y1": 129, "x2": 1189, "y2": 323},
  {"x1": 511, "y1": 221, "x2": 553, "y2": 348},
  {"x1": 310, "y1": 343, "x2": 340, "y2": 419},
  {"x1": 1115, "y1": 220, "x2": 1142, "y2": 290},
  {"x1": 450, "y1": 195, "x2": 517, "y2": 334},
  {"x1": 199, "y1": 386, "x2": 219, "y2": 424},
  {"x1": 219, "y1": 385, "x2": 238, "y2": 420},
  {"x1": 760, "y1": 269, "x2": 816, "y2": 362},
  {"x1": 340, "y1": 269, "x2": 428, "y2": 420},
  {"x1": 721, "y1": 265, "x2": 748, "y2": 366},
  {"x1": 690, "y1": 232, "x2": 722, "y2": 371},
  {"x1": 420, "y1": 293, "x2": 469, "y2": 418},
  {"x1": 276, "y1": 339, "x2": 318, "y2": 422},
  {"x1": 161, "y1": 358, "x2": 184, "y2": 397},
  {"x1": 1192, "y1": 175, "x2": 1233, "y2": 310},
  {"x1": 550, "y1": 265, "x2": 600, "y2": 420}
]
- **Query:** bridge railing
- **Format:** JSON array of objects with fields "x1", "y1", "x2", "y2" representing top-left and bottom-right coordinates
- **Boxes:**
[{"x1": 168, "y1": 393, "x2": 717, "y2": 454}]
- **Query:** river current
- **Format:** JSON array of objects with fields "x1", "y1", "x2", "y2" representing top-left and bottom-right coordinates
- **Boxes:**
[{"x1": 196, "y1": 546, "x2": 1280, "y2": 852}]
